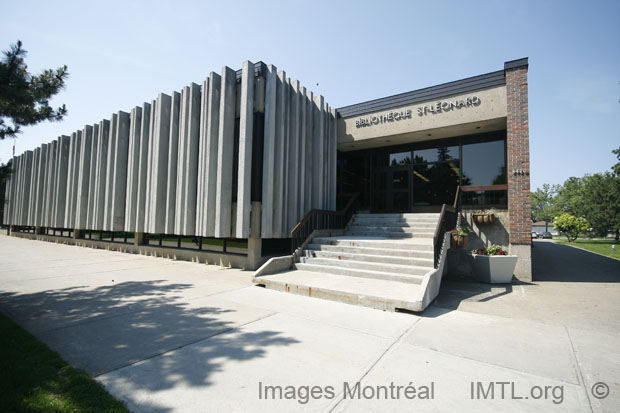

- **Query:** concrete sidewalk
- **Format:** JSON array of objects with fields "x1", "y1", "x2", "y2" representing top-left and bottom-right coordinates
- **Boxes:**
[{"x1": 0, "y1": 234, "x2": 618, "y2": 412}]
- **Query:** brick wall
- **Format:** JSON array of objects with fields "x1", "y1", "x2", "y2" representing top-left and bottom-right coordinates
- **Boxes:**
[{"x1": 506, "y1": 63, "x2": 531, "y2": 245}]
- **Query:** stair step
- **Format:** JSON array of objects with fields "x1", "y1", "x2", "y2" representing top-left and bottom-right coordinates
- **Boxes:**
[
  {"x1": 294, "y1": 262, "x2": 425, "y2": 284},
  {"x1": 355, "y1": 213, "x2": 440, "y2": 219},
  {"x1": 306, "y1": 250, "x2": 434, "y2": 267},
  {"x1": 306, "y1": 243, "x2": 434, "y2": 259},
  {"x1": 298, "y1": 257, "x2": 430, "y2": 277},
  {"x1": 350, "y1": 222, "x2": 437, "y2": 229},
  {"x1": 347, "y1": 225, "x2": 436, "y2": 234},
  {"x1": 345, "y1": 230, "x2": 434, "y2": 239},
  {"x1": 312, "y1": 237, "x2": 434, "y2": 250},
  {"x1": 254, "y1": 270, "x2": 424, "y2": 312},
  {"x1": 352, "y1": 217, "x2": 439, "y2": 225}
]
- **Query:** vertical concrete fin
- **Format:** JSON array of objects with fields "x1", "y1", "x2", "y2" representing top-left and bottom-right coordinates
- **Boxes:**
[
  {"x1": 199, "y1": 72, "x2": 221, "y2": 237},
  {"x1": 110, "y1": 111, "x2": 130, "y2": 231},
  {"x1": 125, "y1": 106, "x2": 142, "y2": 231},
  {"x1": 272, "y1": 70, "x2": 287, "y2": 238},
  {"x1": 260, "y1": 64, "x2": 277, "y2": 238},
  {"x1": 76, "y1": 125, "x2": 93, "y2": 229},
  {"x1": 236, "y1": 61, "x2": 255, "y2": 239},
  {"x1": 86, "y1": 123, "x2": 100, "y2": 230},
  {"x1": 286, "y1": 79, "x2": 300, "y2": 233},
  {"x1": 135, "y1": 102, "x2": 151, "y2": 233},
  {"x1": 165, "y1": 91, "x2": 181, "y2": 234},
  {"x1": 214, "y1": 66, "x2": 236, "y2": 238}
]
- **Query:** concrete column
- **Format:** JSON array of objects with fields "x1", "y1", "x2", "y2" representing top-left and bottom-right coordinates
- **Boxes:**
[
  {"x1": 103, "y1": 114, "x2": 118, "y2": 231},
  {"x1": 65, "y1": 130, "x2": 82, "y2": 228},
  {"x1": 125, "y1": 106, "x2": 142, "y2": 232},
  {"x1": 75, "y1": 125, "x2": 93, "y2": 229},
  {"x1": 93, "y1": 120, "x2": 110, "y2": 231},
  {"x1": 281, "y1": 79, "x2": 291, "y2": 235},
  {"x1": 86, "y1": 123, "x2": 100, "y2": 230},
  {"x1": 286, "y1": 80, "x2": 300, "y2": 232},
  {"x1": 28, "y1": 148, "x2": 40, "y2": 225},
  {"x1": 134, "y1": 231, "x2": 146, "y2": 245},
  {"x1": 54, "y1": 136, "x2": 70, "y2": 228},
  {"x1": 235, "y1": 61, "x2": 255, "y2": 239},
  {"x1": 146, "y1": 93, "x2": 171, "y2": 234},
  {"x1": 13, "y1": 155, "x2": 22, "y2": 225},
  {"x1": 214, "y1": 66, "x2": 236, "y2": 238},
  {"x1": 135, "y1": 102, "x2": 152, "y2": 233},
  {"x1": 330, "y1": 108, "x2": 337, "y2": 210},
  {"x1": 165, "y1": 91, "x2": 181, "y2": 234},
  {"x1": 72, "y1": 229, "x2": 83, "y2": 239},
  {"x1": 272, "y1": 71, "x2": 287, "y2": 238},
  {"x1": 44, "y1": 140, "x2": 57, "y2": 227},
  {"x1": 260, "y1": 64, "x2": 277, "y2": 238},
  {"x1": 176, "y1": 82, "x2": 201, "y2": 236},
  {"x1": 305, "y1": 90, "x2": 314, "y2": 214},
  {"x1": 34, "y1": 144, "x2": 48, "y2": 227},
  {"x1": 297, "y1": 86, "x2": 307, "y2": 219},
  {"x1": 109, "y1": 111, "x2": 130, "y2": 232},
  {"x1": 196, "y1": 73, "x2": 221, "y2": 237},
  {"x1": 312, "y1": 95, "x2": 325, "y2": 209}
]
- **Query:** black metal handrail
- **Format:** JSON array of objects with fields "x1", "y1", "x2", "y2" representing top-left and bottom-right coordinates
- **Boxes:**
[
  {"x1": 290, "y1": 193, "x2": 360, "y2": 255},
  {"x1": 433, "y1": 186, "x2": 461, "y2": 267}
]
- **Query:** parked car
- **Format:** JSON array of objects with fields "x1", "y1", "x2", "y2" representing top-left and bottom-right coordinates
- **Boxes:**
[
  {"x1": 532, "y1": 231, "x2": 538, "y2": 239},
  {"x1": 541, "y1": 232, "x2": 553, "y2": 239}
]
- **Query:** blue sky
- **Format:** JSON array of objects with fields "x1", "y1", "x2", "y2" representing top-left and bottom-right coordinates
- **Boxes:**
[{"x1": 1, "y1": 0, "x2": 618, "y2": 191}]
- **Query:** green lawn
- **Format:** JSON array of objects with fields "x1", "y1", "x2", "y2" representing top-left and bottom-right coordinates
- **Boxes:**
[
  {"x1": 555, "y1": 238, "x2": 620, "y2": 261},
  {"x1": 0, "y1": 311, "x2": 128, "y2": 412}
]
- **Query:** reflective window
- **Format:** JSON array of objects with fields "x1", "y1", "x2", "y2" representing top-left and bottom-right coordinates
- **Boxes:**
[
  {"x1": 392, "y1": 171, "x2": 408, "y2": 190},
  {"x1": 412, "y1": 162, "x2": 460, "y2": 206},
  {"x1": 389, "y1": 151, "x2": 412, "y2": 166},
  {"x1": 461, "y1": 140, "x2": 506, "y2": 186},
  {"x1": 413, "y1": 146, "x2": 459, "y2": 164}
]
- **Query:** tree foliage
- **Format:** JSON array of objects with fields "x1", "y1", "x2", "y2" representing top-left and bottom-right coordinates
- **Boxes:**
[
  {"x1": 533, "y1": 148, "x2": 620, "y2": 242},
  {"x1": 553, "y1": 213, "x2": 590, "y2": 243},
  {"x1": 531, "y1": 183, "x2": 559, "y2": 231},
  {"x1": 0, "y1": 40, "x2": 68, "y2": 140}
]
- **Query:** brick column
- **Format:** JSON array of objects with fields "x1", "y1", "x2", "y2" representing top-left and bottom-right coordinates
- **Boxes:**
[{"x1": 505, "y1": 58, "x2": 532, "y2": 281}]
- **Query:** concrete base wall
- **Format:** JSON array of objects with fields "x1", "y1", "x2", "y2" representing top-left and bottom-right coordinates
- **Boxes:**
[
  {"x1": 509, "y1": 244, "x2": 532, "y2": 282},
  {"x1": 10, "y1": 231, "x2": 268, "y2": 270}
]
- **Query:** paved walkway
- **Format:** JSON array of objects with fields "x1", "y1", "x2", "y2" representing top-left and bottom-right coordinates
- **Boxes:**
[{"x1": 1, "y1": 235, "x2": 618, "y2": 412}]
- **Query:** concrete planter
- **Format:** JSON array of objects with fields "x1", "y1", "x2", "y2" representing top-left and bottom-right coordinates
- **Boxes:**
[{"x1": 471, "y1": 254, "x2": 518, "y2": 283}]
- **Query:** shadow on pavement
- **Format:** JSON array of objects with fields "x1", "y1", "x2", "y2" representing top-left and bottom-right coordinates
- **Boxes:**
[{"x1": 0, "y1": 279, "x2": 298, "y2": 412}]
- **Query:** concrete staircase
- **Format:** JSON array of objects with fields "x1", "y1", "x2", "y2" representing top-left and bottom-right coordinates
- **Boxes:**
[{"x1": 254, "y1": 212, "x2": 451, "y2": 312}]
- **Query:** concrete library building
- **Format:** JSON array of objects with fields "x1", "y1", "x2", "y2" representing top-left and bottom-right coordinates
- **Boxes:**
[{"x1": 3, "y1": 58, "x2": 531, "y2": 312}]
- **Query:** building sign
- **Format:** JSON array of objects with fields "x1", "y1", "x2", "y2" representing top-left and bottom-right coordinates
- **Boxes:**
[
  {"x1": 356, "y1": 109, "x2": 412, "y2": 128},
  {"x1": 355, "y1": 95, "x2": 481, "y2": 128},
  {"x1": 417, "y1": 96, "x2": 481, "y2": 116}
]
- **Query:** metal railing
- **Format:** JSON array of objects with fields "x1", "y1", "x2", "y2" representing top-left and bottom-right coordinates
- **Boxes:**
[
  {"x1": 290, "y1": 193, "x2": 360, "y2": 255},
  {"x1": 433, "y1": 186, "x2": 461, "y2": 267}
]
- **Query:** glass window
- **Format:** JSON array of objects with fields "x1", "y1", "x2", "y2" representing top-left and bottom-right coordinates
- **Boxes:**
[
  {"x1": 412, "y1": 162, "x2": 460, "y2": 206},
  {"x1": 389, "y1": 151, "x2": 412, "y2": 166},
  {"x1": 461, "y1": 140, "x2": 506, "y2": 186},
  {"x1": 413, "y1": 146, "x2": 458, "y2": 163},
  {"x1": 392, "y1": 171, "x2": 408, "y2": 190}
]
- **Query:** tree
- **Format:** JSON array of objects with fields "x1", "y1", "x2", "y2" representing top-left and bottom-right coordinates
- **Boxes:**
[
  {"x1": 553, "y1": 213, "x2": 590, "y2": 243},
  {"x1": 531, "y1": 183, "x2": 559, "y2": 231},
  {"x1": 0, "y1": 40, "x2": 68, "y2": 140},
  {"x1": 579, "y1": 173, "x2": 620, "y2": 240},
  {"x1": 554, "y1": 176, "x2": 586, "y2": 217},
  {"x1": 612, "y1": 147, "x2": 620, "y2": 176}
]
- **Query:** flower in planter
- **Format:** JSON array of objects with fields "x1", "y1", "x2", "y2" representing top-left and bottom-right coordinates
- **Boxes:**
[
  {"x1": 471, "y1": 244, "x2": 510, "y2": 256},
  {"x1": 451, "y1": 227, "x2": 470, "y2": 236}
]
